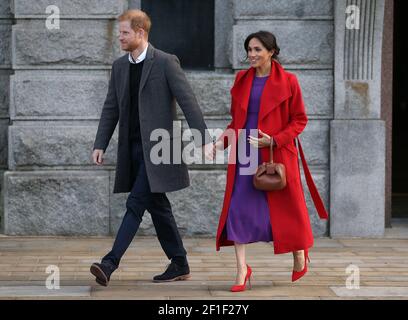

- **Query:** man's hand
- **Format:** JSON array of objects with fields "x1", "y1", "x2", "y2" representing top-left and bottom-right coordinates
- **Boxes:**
[
  {"x1": 93, "y1": 149, "x2": 104, "y2": 165},
  {"x1": 203, "y1": 142, "x2": 216, "y2": 161}
]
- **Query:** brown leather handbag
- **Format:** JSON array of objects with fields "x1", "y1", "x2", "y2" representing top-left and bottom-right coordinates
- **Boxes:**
[{"x1": 253, "y1": 138, "x2": 287, "y2": 191}]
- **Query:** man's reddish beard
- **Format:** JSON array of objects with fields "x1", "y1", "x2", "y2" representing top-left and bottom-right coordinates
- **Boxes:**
[{"x1": 122, "y1": 41, "x2": 139, "y2": 52}]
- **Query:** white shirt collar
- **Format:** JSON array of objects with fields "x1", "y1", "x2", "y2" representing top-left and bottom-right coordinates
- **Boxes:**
[{"x1": 128, "y1": 45, "x2": 148, "y2": 64}]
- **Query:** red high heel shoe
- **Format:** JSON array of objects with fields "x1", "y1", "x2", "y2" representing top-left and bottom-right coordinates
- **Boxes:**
[
  {"x1": 292, "y1": 249, "x2": 310, "y2": 282},
  {"x1": 230, "y1": 265, "x2": 252, "y2": 292}
]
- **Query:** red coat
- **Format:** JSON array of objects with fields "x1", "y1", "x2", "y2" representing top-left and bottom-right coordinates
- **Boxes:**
[{"x1": 216, "y1": 60, "x2": 329, "y2": 254}]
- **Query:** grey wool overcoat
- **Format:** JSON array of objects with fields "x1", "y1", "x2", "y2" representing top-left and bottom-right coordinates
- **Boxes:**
[{"x1": 93, "y1": 43, "x2": 210, "y2": 193}]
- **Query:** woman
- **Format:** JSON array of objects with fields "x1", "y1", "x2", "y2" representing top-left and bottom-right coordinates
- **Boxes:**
[{"x1": 207, "y1": 31, "x2": 328, "y2": 292}]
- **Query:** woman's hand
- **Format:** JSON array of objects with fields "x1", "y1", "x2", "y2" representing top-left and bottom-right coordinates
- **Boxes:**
[
  {"x1": 214, "y1": 140, "x2": 224, "y2": 151},
  {"x1": 248, "y1": 129, "x2": 274, "y2": 148}
]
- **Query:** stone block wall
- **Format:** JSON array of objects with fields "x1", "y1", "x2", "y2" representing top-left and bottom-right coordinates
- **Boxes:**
[
  {"x1": 0, "y1": 0, "x2": 12, "y2": 232},
  {"x1": 1, "y1": 0, "x2": 387, "y2": 238},
  {"x1": 4, "y1": 0, "x2": 127, "y2": 235},
  {"x1": 3, "y1": 0, "x2": 332, "y2": 237},
  {"x1": 230, "y1": 0, "x2": 334, "y2": 236}
]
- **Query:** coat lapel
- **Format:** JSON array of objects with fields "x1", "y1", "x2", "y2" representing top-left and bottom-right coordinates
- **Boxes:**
[
  {"x1": 259, "y1": 60, "x2": 292, "y2": 122},
  {"x1": 230, "y1": 68, "x2": 254, "y2": 127},
  {"x1": 116, "y1": 44, "x2": 155, "y2": 113},
  {"x1": 231, "y1": 60, "x2": 293, "y2": 126},
  {"x1": 117, "y1": 55, "x2": 130, "y2": 115},
  {"x1": 139, "y1": 43, "x2": 155, "y2": 95}
]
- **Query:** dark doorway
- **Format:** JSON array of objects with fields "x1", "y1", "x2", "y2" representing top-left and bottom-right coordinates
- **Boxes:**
[
  {"x1": 392, "y1": 0, "x2": 408, "y2": 218},
  {"x1": 141, "y1": 0, "x2": 214, "y2": 70}
]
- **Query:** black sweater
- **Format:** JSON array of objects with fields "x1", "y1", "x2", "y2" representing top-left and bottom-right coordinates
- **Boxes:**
[{"x1": 129, "y1": 60, "x2": 145, "y2": 142}]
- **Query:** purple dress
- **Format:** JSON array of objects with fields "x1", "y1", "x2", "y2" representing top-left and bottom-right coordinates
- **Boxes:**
[{"x1": 226, "y1": 76, "x2": 273, "y2": 244}]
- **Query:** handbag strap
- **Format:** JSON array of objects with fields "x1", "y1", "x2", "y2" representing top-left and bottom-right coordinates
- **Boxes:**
[
  {"x1": 269, "y1": 137, "x2": 274, "y2": 163},
  {"x1": 296, "y1": 138, "x2": 329, "y2": 220}
]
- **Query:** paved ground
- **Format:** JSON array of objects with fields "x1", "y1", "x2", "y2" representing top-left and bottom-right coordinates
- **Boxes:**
[{"x1": 1, "y1": 226, "x2": 408, "y2": 300}]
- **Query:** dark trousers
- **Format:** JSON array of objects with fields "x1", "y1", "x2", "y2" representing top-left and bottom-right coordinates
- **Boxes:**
[{"x1": 102, "y1": 139, "x2": 187, "y2": 268}]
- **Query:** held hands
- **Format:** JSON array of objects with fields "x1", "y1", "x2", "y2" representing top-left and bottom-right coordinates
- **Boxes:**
[
  {"x1": 204, "y1": 129, "x2": 274, "y2": 161},
  {"x1": 248, "y1": 129, "x2": 275, "y2": 148},
  {"x1": 204, "y1": 140, "x2": 224, "y2": 161}
]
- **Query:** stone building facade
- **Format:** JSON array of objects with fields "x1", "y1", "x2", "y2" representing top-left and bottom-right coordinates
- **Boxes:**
[{"x1": 0, "y1": 0, "x2": 393, "y2": 238}]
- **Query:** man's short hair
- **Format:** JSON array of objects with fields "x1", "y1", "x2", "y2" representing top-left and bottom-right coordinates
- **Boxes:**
[{"x1": 118, "y1": 9, "x2": 151, "y2": 34}]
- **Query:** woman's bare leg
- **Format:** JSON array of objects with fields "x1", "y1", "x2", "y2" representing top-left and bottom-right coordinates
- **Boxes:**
[
  {"x1": 234, "y1": 242, "x2": 248, "y2": 285},
  {"x1": 292, "y1": 250, "x2": 305, "y2": 272}
]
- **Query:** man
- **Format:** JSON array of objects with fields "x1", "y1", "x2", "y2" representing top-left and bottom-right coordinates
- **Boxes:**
[{"x1": 90, "y1": 9, "x2": 213, "y2": 286}]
